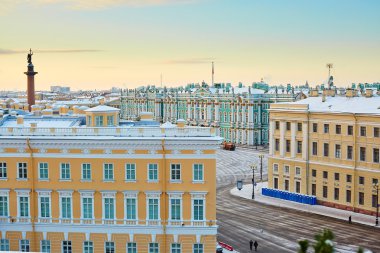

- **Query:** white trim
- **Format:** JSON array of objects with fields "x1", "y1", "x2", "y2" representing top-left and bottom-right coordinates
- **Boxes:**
[
  {"x1": 0, "y1": 153, "x2": 217, "y2": 159},
  {"x1": 58, "y1": 191, "x2": 73, "y2": 222},
  {"x1": 147, "y1": 163, "x2": 159, "y2": 182},
  {"x1": 80, "y1": 191, "x2": 95, "y2": 222},
  {"x1": 38, "y1": 162, "x2": 49, "y2": 181},
  {"x1": 102, "y1": 192, "x2": 116, "y2": 222},
  {"x1": 145, "y1": 191, "x2": 161, "y2": 221},
  {"x1": 81, "y1": 163, "x2": 92, "y2": 181},
  {"x1": 0, "y1": 190, "x2": 9, "y2": 218},
  {"x1": 124, "y1": 191, "x2": 138, "y2": 221},
  {"x1": 170, "y1": 163, "x2": 182, "y2": 182},
  {"x1": 192, "y1": 163, "x2": 204, "y2": 182},
  {"x1": 125, "y1": 163, "x2": 137, "y2": 181}
]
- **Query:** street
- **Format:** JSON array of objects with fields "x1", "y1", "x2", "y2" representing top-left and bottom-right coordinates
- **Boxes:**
[{"x1": 216, "y1": 148, "x2": 380, "y2": 253}]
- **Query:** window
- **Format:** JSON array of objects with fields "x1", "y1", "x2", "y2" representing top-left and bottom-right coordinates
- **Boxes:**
[
  {"x1": 374, "y1": 127, "x2": 380, "y2": 137},
  {"x1": 373, "y1": 148, "x2": 379, "y2": 163},
  {"x1": 105, "y1": 242, "x2": 115, "y2": 253},
  {"x1": 41, "y1": 240, "x2": 51, "y2": 253},
  {"x1": 275, "y1": 139, "x2": 280, "y2": 151},
  {"x1": 297, "y1": 122, "x2": 302, "y2": 131},
  {"x1": 311, "y1": 184, "x2": 316, "y2": 196},
  {"x1": 312, "y1": 142, "x2": 318, "y2": 156},
  {"x1": 171, "y1": 243, "x2": 181, "y2": 253},
  {"x1": 107, "y1": 115, "x2": 114, "y2": 126},
  {"x1": 312, "y1": 169, "x2": 317, "y2": 177},
  {"x1": 323, "y1": 186, "x2": 328, "y2": 198},
  {"x1": 275, "y1": 121, "x2": 280, "y2": 130},
  {"x1": 324, "y1": 124, "x2": 329, "y2": 133},
  {"x1": 348, "y1": 125, "x2": 353, "y2": 135},
  {"x1": 285, "y1": 140, "x2": 290, "y2": 152},
  {"x1": 40, "y1": 196, "x2": 50, "y2": 218},
  {"x1": 149, "y1": 243, "x2": 159, "y2": 253},
  {"x1": 323, "y1": 143, "x2": 329, "y2": 157},
  {"x1": 95, "y1": 115, "x2": 104, "y2": 126},
  {"x1": 19, "y1": 196, "x2": 29, "y2": 217},
  {"x1": 284, "y1": 179, "x2": 289, "y2": 191},
  {"x1": 295, "y1": 167, "x2": 301, "y2": 176},
  {"x1": 83, "y1": 241, "x2": 93, "y2": 253},
  {"x1": 313, "y1": 123, "x2": 318, "y2": 133},
  {"x1": 360, "y1": 147, "x2": 366, "y2": 161},
  {"x1": 335, "y1": 144, "x2": 341, "y2": 158},
  {"x1": 334, "y1": 173, "x2": 340, "y2": 181},
  {"x1": 359, "y1": 176, "x2": 365, "y2": 185},
  {"x1": 127, "y1": 243, "x2": 137, "y2": 253},
  {"x1": 125, "y1": 164, "x2": 136, "y2": 181},
  {"x1": 193, "y1": 164, "x2": 204, "y2": 182},
  {"x1": 104, "y1": 198, "x2": 115, "y2": 220},
  {"x1": 39, "y1": 163, "x2": 49, "y2": 180},
  {"x1": 148, "y1": 198, "x2": 159, "y2": 220},
  {"x1": 104, "y1": 164, "x2": 114, "y2": 181},
  {"x1": 0, "y1": 239, "x2": 9, "y2": 251},
  {"x1": 323, "y1": 171, "x2": 328, "y2": 179},
  {"x1": 297, "y1": 141, "x2": 302, "y2": 154},
  {"x1": 20, "y1": 239, "x2": 30, "y2": 252},
  {"x1": 347, "y1": 146, "x2": 353, "y2": 160},
  {"x1": 171, "y1": 164, "x2": 181, "y2": 181},
  {"x1": 372, "y1": 195, "x2": 378, "y2": 208},
  {"x1": 60, "y1": 163, "x2": 70, "y2": 180},
  {"x1": 126, "y1": 198, "x2": 137, "y2": 220},
  {"x1": 295, "y1": 181, "x2": 300, "y2": 193},
  {"x1": 274, "y1": 178, "x2": 279, "y2": 189},
  {"x1": 286, "y1": 122, "x2": 291, "y2": 130},
  {"x1": 273, "y1": 164, "x2": 279, "y2": 173},
  {"x1": 346, "y1": 174, "x2": 352, "y2": 183},
  {"x1": 359, "y1": 192, "x2": 365, "y2": 205},
  {"x1": 193, "y1": 199, "x2": 204, "y2": 221},
  {"x1": 18, "y1": 162, "x2": 27, "y2": 179},
  {"x1": 360, "y1": 126, "x2": 366, "y2": 136},
  {"x1": 0, "y1": 196, "x2": 8, "y2": 217},
  {"x1": 170, "y1": 199, "x2": 181, "y2": 220},
  {"x1": 0, "y1": 162, "x2": 7, "y2": 179},
  {"x1": 284, "y1": 165, "x2": 290, "y2": 175},
  {"x1": 148, "y1": 164, "x2": 158, "y2": 181},
  {"x1": 346, "y1": 190, "x2": 351, "y2": 203},
  {"x1": 336, "y1": 125, "x2": 341, "y2": 134},
  {"x1": 82, "y1": 197, "x2": 93, "y2": 219},
  {"x1": 334, "y1": 188, "x2": 339, "y2": 201},
  {"x1": 87, "y1": 116, "x2": 92, "y2": 126},
  {"x1": 61, "y1": 197, "x2": 71, "y2": 219},
  {"x1": 82, "y1": 164, "x2": 91, "y2": 180},
  {"x1": 193, "y1": 243, "x2": 203, "y2": 253}
]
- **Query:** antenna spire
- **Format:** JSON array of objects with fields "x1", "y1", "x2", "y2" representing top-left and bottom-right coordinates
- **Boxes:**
[{"x1": 212, "y1": 61, "x2": 214, "y2": 87}]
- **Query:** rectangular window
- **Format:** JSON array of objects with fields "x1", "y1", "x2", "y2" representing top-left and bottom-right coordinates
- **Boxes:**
[
  {"x1": 95, "y1": 115, "x2": 104, "y2": 127},
  {"x1": 82, "y1": 197, "x2": 93, "y2": 219},
  {"x1": 359, "y1": 176, "x2": 365, "y2": 185},
  {"x1": 18, "y1": 162, "x2": 27, "y2": 179},
  {"x1": 40, "y1": 196, "x2": 50, "y2": 218},
  {"x1": 83, "y1": 241, "x2": 93, "y2": 253},
  {"x1": 360, "y1": 147, "x2": 366, "y2": 161},
  {"x1": 19, "y1": 196, "x2": 29, "y2": 217},
  {"x1": 286, "y1": 140, "x2": 290, "y2": 152},
  {"x1": 107, "y1": 115, "x2": 114, "y2": 126},
  {"x1": 41, "y1": 240, "x2": 51, "y2": 253},
  {"x1": 82, "y1": 164, "x2": 91, "y2": 180},
  {"x1": 20, "y1": 239, "x2": 30, "y2": 252},
  {"x1": 312, "y1": 169, "x2": 317, "y2": 177},
  {"x1": 38, "y1": 163, "x2": 49, "y2": 180},
  {"x1": 273, "y1": 164, "x2": 279, "y2": 173},
  {"x1": 374, "y1": 127, "x2": 380, "y2": 137},
  {"x1": 297, "y1": 141, "x2": 302, "y2": 154},
  {"x1": 312, "y1": 142, "x2": 318, "y2": 156},
  {"x1": 324, "y1": 124, "x2": 329, "y2": 133},
  {"x1": 275, "y1": 139, "x2": 280, "y2": 151},
  {"x1": 193, "y1": 199, "x2": 204, "y2": 221},
  {"x1": 0, "y1": 162, "x2": 7, "y2": 179},
  {"x1": 171, "y1": 164, "x2": 181, "y2": 181},
  {"x1": 323, "y1": 186, "x2": 328, "y2": 198},
  {"x1": 347, "y1": 146, "x2": 353, "y2": 160},
  {"x1": 126, "y1": 198, "x2": 137, "y2": 220},
  {"x1": 125, "y1": 164, "x2": 136, "y2": 181},
  {"x1": 284, "y1": 165, "x2": 290, "y2": 175},
  {"x1": 373, "y1": 148, "x2": 379, "y2": 163},
  {"x1": 335, "y1": 144, "x2": 341, "y2": 158},
  {"x1": 61, "y1": 197, "x2": 71, "y2": 219},
  {"x1": 105, "y1": 242, "x2": 115, "y2": 253},
  {"x1": 0, "y1": 196, "x2": 8, "y2": 217},
  {"x1": 346, "y1": 190, "x2": 351, "y2": 203},
  {"x1": 372, "y1": 194, "x2": 378, "y2": 208},
  {"x1": 148, "y1": 198, "x2": 159, "y2": 220},
  {"x1": 336, "y1": 125, "x2": 341, "y2": 134},
  {"x1": 334, "y1": 173, "x2": 340, "y2": 181},
  {"x1": 274, "y1": 178, "x2": 279, "y2": 189},
  {"x1": 313, "y1": 123, "x2": 318, "y2": 133},
  {"x1": 104, "y1": 164, "x2": 114, "y2": 181},
  {"x1": 193, "y1": 243, "x2": 203, "y2": 253},
  {"x1": 0, "y1": 239, "x2": 9, "y2": 251},
  {"x1": 87, "y1": 116, "x2": 92, "y2": 126},
  {"x1": 275, "y1": 121, "x2": 280, "y2": 130},
  {"x1": 312, "y1": 184, "x2": 316, "y2": 196},
  {"x1": 373, "y1": 178, "x2": 379, "y2": 185},
  {"x1": 295, "y1": 167, "x2": 301, "y2": 176},
  {"x1": 104, "y1": 198, "x2": 115, "y2": 220},
  {"x1": 127, "y1": 242, "x2": 137, "y2": 253},
  {"x1": 323, "y1": 171, "x2": 328, "y2": 179},
  {"x1": 149, "y1": 243, "x2": 159, "y2": 253},
  {"x1": 348, "y1": 125, "x2": 353, "y2": 135},
  {"x1": 359, "y1": 192, "x2": 365, "y2": 205},
  {"x1": 284, "y1": 179, "x2": 289, "y2": 191},
  {"x1": 193, "y1": 164, "x2": 204, "y2": 182},
  {"x1": 286, "y1": 122, "x2": 291, "y2": 130},
  {"x1": 148, "y1": 164, "x2": 158, "y2": 181},
  {"x1": 297, "y1": 122, "x2": 302, "y2": 131},
  {"x1": 171, "y1": 243, "x2": 181, "y2": 253},
  {"x1": 346, "y1": 174, "x2": 352, "y2": 183},
  {"x1": 60, "y1": 163, "x2": 70, "y2": 180},
  {"x1": 334, "y1": 188, "x2": 339, "y2": 201},
  {"x1": 360, "y1": 126, "x2": 366, "y2": 136},
  {"x1": 295, "y1": 181, "x2": 301, "y2": 193},
  {"x1": 323, "y1": 143, "x2": 329, "y2": 157},
  {"x1": 170, "y1": 199, "x2": 181, "y2": 220}
]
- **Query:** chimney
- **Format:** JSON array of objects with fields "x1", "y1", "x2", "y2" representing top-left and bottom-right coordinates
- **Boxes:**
[
  {"x1": 346, "y1": 89, "x2": 358, "y2": 98},
  {"x1": 310, "y1": 88, "x2": 319, "y2": 97},
  {"x1": 17, "y1": 115, "x2": 24, "y2": 125},
  {"x1": 177, "y1": 119, "x2": 186, "y2": 128},
  {"x1": 365, "y1": 89, "x2": 373, "y2": 98},
  {"x1": 322, "y1": 93, "x2": 326, "y2": 102}
]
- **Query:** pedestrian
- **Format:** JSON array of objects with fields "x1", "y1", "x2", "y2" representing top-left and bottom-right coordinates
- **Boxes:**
[
  {"x1": 348, "y1": 215, "x2": 352, "y2": 224},
  {"x1": 249, "y1": 239, "x2": 253, "y2": 251},
  {"x1": 254, "y1": 241, "x2": 258, "y2": 251}
]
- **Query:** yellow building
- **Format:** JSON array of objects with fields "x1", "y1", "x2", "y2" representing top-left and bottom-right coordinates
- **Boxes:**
[
  {"x1": 268, "y1": 90, "x2": 380, "y2": 215},
  {"x1": 0, "y1": 105, "x2": 221, "y2": 252}
]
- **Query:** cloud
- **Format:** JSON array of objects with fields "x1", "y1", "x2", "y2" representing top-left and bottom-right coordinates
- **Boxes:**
[
  {"x1": 164, "y1": 57, "x2": 215, "y2": 64},
  {"x1": 0, "y1": 48, "x2": 103, "y2": 55}
]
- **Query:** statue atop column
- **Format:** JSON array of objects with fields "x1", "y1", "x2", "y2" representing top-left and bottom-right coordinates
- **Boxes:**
[{"x1": 27, "y1": 48, "x2": 33, "y2": 64}]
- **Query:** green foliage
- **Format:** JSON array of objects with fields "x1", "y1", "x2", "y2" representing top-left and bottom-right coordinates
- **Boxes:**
[{"x1": 298, "y1": 240, "x2": 309, "y2": 253}]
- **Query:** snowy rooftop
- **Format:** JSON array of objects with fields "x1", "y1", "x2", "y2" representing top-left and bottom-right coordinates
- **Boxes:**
[{"x1": 85, "y1": 105, "x2": 120, "y2": 112}]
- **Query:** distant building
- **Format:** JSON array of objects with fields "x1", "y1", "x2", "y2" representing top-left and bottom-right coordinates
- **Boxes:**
[{"x1": 51, "y1": 85, "x2": 70, "y2": 94}]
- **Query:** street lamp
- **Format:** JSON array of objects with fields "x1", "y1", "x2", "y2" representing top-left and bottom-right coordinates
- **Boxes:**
[
  {"x1": 237, "y1": 180, "x2": 243, "y2": 191},
  {"x1": 258, "y1": 154, "x2": 264, "y2": 182},
  {"x1": 250, "y1": 164, "x2": 257, "y2": 199},
  {"x1": 373, "y1": 182, "x2": 379, "y2": 226}
]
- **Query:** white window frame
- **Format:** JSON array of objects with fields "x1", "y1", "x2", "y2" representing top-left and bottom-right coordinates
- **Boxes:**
[
  {"x1": 124, "y1": 191, "x2": 138, "y2": 221},
  {"x1": 147, "y1": 163, "x2": 159, "y2": 182},
  {"x1": 127, "y1": 242, "x2": 137, "y2": 253},
  {"x1": 171, "y1": 243, "x2": 181, "y2": 253},
  {"x1": 146, "y1": 192, "x2": 161, "y2": 221},
  {"x1": 102, "y1": 192, "x2": 116, "y2": 222},
  {"x1": 168, "y1": 192, "x2": 183, "y2": 222},
  {"x1": 38, "y1": 162, "x2": 49, "y2": 181},
  {"x1": 16, "y1": 190, "x2": 30, "y2": 218},
  {"x1": 41, "y1": 240, "x2": 51, "y2": 253},
  {"x1": 62, "y1": 240, "x2": 72, "y2": 253},
  {"x1": 149, "y1": 242, "x2": 159, "y2": 253},
  {"x1": 83, "y1": 241, "x2": 93, "y2": 253},
  {"x1": 37, "y1": 190, "x2": 52, "y2": 220},
  {"x1": 0, "y1": 162, "x2": 7, "y2": 179},
  {"x1": 273, "y1": 164, "x2": 279, "y2": 173},
  {"x1": 125, "y1": 163, "x2": 136, "y2": 182},
  {"x1": 0, "y1": 190, "x2": 10, "y2": 217},
  {"x1": 170, "y1": 164, "x2": 181, "y2": 182},
  {"x1": 193, "y1": 243, "x2": 204, "y2": 253},
  {"x1": 58, "y1": 190, "x2": 73, "y2": 221},
  {"x1": 0, "y1": 239, "x2": 10, "y2": 251},
  {"x1": 105, "y1": 241, "x2": 115, "y2": 253},
  {"x1": 95, "y1": 115, "x2": 104, "y2": 127},
  {"x1": 295, "y1": 181, "x2": 301, "y2": 193},
  {"x1": 81, "y1": 163, "x2": 92, "y2": 181},
  {"x1": 80, "y1": 191, "x2": 94, "y2": 222},
  {"x1": 103, "y1": 163, "x2": 114, "y2": 182},
  {"x1": 60, "y1": 163, "x2": 71, "y2": 181},
  {"x1": 17, "y1": 162, "x2": 28, "y2": 180},
  {"x1": 193, "y1": 164, "x2": 204, "y2": 183},
  {"x1": 190, "y1": 192, "x2": 207, "y2": 222},
  {"x1": 107, "y1": 115, "x2": 114, "y2": 126},
  {"x1": 20, "y1": 239, "x2": 30, "y2": 252},
  {"x1": 295, "y1": 167, "x2": 301, "y2": 176},
  {"x1": 284, "y1": 165, "x2": 290, "y2": 175}
]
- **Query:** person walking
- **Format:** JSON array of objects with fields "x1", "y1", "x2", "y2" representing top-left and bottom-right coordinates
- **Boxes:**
[
  {"x1": 254, "y1": 241, "x2": 258, "y2": 251},
  {"x1": 249, "y1": 239, "x2": 253, "y2": 251},
  {"x1": 348, "y1": 215, "x2": 352, "y2": 224}
]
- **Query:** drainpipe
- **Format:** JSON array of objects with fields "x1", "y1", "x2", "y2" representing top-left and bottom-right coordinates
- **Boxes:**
[
  {"x1": 26, "y1": 138, "x2": 37, "y2": 251},
  {"x1": 161, "y1": 139, "x2": 167, "y2": 252},
  {"x1": 353, "y1": 114, "x2": 358, "y2": 212},
  {"x1": 306, "y1": 109, "x2": 310, "y2": 195}
]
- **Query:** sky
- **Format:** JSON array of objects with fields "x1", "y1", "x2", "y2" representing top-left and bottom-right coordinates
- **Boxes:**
[{"x1": 0, "y1": 0, "x2": 379, "y2": 91}]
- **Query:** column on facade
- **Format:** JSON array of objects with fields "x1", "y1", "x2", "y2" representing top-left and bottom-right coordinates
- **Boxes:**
[
  {"x1": 291, "y1": 122, "x2": 296, "y2": 158},
  {"x1": 187, "y1": 101, "x2": 191, "y2": 120},
  {"x1": 207, "y1": 102, "x2": 212, "y2": 122},
  {"x1": 248, "y1": 103, "x2": 253, "y2": 123},
  {"x1": 302, "y1": 122, "x2": 308, "y2": 160},
  {"x1": 215, "y1": 102, "x2": 219, "y2": 122},
  {"x1": 269, "y1": 120, "x2": 274, "y2": 155},
  {"x1": 242, "y1": 104, "x2": 246, "y2": 123},
  {"x1": 231, "y1": 102, "x2": 234, "y2": 123},
  {"x1": 279, "y1": 121, "x2": 286, "y2": 157},
  {"x1": 194, "y1": 101, "x2": 197, "y2": 121}
]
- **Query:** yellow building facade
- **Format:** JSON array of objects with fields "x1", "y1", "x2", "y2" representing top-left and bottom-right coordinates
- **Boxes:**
[
  {"x1": 268, "y1": 91, "x2": 380, "y2": 215},
  {"x1": 0, "y1": 105, "x2": 221, "y2": 252}
]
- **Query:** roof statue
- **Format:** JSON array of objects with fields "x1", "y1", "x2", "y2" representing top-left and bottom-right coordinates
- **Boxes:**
[{"x1": 27, "y1": 48, "x2": 33, "y2": 64}]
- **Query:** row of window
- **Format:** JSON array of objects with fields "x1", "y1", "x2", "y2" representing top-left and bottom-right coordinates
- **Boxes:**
[
  {"x1": 311, "y1": 143, "x2": 379, "y2": 162},
  {"x1": 272, "y1": 164, "x2": 301, "y2": 176},
  {"x1": 87, "y1": 115, "x2": 116, "y2": 127},
  {"x1": 0, "y1": 162, "x2": 205, "y2": 182},
  {"x1": 0, "y1": 193, "x2": 206, "y2": 221},
  {"x1": 0, "y1": 239, "x2": 204, "y2": 253}
]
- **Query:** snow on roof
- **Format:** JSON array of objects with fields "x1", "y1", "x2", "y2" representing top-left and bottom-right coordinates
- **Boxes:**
[
  {"x1": 85, "y1": 105, "x2": 120, "y2": 112},
  {"x1": 161, "y1": 121, "x2": 176, "y2": 128},
  {"x1": 1, "y1": 117, "x2": 81, "y2": 128}
]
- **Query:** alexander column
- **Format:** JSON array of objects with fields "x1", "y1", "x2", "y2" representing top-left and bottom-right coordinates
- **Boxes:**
[{"x1": 24, "y1": 48, "x2": 38, "y2": 111}]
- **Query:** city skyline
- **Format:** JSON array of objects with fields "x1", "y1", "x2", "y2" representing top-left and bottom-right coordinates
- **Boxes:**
[{"x1": 0, "y1": 0, "x2": 379, "y2": 91}]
